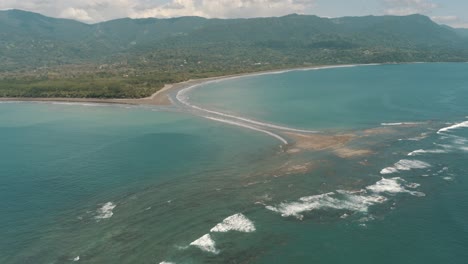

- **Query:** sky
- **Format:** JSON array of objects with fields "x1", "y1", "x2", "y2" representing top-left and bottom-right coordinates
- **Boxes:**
[{"x1": 1, "y1": 0, "x2": 468, "y2": 28}]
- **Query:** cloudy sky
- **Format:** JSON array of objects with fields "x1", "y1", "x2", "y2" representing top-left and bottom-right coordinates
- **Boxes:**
[{"x1": 1, "y1": 0, "x2": 468, "y2": 28}]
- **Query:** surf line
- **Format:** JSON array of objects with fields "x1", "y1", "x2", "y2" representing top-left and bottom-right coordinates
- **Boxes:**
[
  {"x1": 177, "y1": 84, "x2": 316, "y2": 133},
  {"x1": 175, "y1": 86, "x2": 295, "y2": 144},
  {"x1": 174, "y1": 64, "x2": 383, "y2": 144},
  {"x1": 175, "y1": 86, "x2": 319, "y2": 144},
  {"x1": 204, "y1": 116, "x2": 288, "y2": 145}
]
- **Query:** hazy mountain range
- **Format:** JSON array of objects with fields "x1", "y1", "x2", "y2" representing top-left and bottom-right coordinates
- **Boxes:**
[{"x1": 1, "y1": 9, "x2": 468, "y2": 98}]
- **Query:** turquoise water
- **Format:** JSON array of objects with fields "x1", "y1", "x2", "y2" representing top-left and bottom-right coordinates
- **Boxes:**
[
  {"x1": 190, "y1": 63, "x2": 468, "y2": 130},
  {"x1": 1, "y1": 63, "x2": 467, "y2": 263}
]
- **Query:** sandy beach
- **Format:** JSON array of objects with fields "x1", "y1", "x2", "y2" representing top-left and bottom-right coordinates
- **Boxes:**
[
  {"x1": 0, "y1": 64, "x2": 362, "y2": 106},
  {"x1": 0, "y1": 77, "x2": 221, "y2": 106},
  {"x1": 0, "y1": 63, "x2": 386, "y2": 157}
]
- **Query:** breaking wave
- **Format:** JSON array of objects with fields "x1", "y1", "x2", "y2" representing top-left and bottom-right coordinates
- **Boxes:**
[
  {"x1": 366, "y1": 177, "x2": 425, "y2": 197},
  {"x1": 266, "y1": 176, "x2": 424, "y2": 220},
  {"x1": 381, "y1": 122, "x2": 422, "y2": 126},
  {"x1": 437, "y1": 121, "x2": 468, "y2": 134},
  {"x1": 408, "y1": 149, "x2": 447, "y2": 156},
  {"x1": 190, "y1": 234, "x2": 219, "y2": 254},
  {"x1": 210, "y1": 213, "x2": 256, "y2": 233},
  {"x1": 95, "y1": 202, "x2": 116, "y2": 220},
  {"x1": 380, "y1": 159, "x2": 431, "y2": 174},
  {"x1": 204, "y1": 116, "x2": 288, "y2": 144},
  {"x1": 265, "y1": 191, "x2": 386, "y2": 220}
]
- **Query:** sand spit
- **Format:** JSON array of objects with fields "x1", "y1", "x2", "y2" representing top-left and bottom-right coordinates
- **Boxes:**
[
  {"x1": 0, "y1": 64, "x2": 380, "y2": 106},
  {"x1": 0, "y1": 82, "x2": 175, "y2": 106}
]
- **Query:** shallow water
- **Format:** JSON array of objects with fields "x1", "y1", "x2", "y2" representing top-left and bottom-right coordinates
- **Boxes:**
[{"x1": 1, "y1": 63, "x2": 467, "y2": 263}]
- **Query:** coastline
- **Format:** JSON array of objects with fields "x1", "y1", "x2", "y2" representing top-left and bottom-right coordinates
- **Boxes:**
[
  {"x1": 0, "y1": 64, "x2": 373, "y2": 106},
  {"x1": 0, "y1": 63, "x2": 385, "y2": 153}
]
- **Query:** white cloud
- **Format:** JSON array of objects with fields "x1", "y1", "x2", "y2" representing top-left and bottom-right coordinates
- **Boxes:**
[
  {"x1": 134, "y1": 0, "x2": 316, "y2": 19},
  {"x1": 383, "y1": 0, "x2": 438, "y2": 16},
  {"x1": 0, "y1": 0, "x2": 316, "y2": 23},
  {"x1": 60, "y1": 8, "x2": 93, "y2": 22},
  {"x1": 431, "y1": 15, "x2": 468, "y2": 28}
]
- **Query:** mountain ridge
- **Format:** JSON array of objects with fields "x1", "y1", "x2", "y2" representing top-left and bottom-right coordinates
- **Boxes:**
[{"x1": 1, "y1": 9, "x2": 468, "y2": 98}]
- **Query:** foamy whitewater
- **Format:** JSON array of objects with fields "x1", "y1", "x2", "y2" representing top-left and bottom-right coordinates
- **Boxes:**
[
  {"x1": 380, "y1": 160, "x2": 431, "y2": 174},
  {"x1": 3, "y1": 63, "x2": 468, "y2": 264},
  {"x1": 172, "y1": 65, "x2": 377, "y2": 144},
  {"x1": 381, "y1": 122, "x2": 422, "y2": 126},
  {"x1": 210, "y1": 213, "x2": 256, "y2": 233},
  {"x1": 366, "y1": 177, "x2": 425, "y2": 197},
  {"x1": 204, "y1": 116, "x2": 288, "y2": 144},
  {"x1": 266, "y1": 191, "x2": 387, "y2": 220},
  {"x1": 266, "y1": 175, "x2": 426, "y2": 220},
  {"x1": 95, "y1": 202, "x2": 116, "y2": 220},
  {"x1": 176, "y1": 85, "x2": 310, "y2": 144},
  {"x1": 437, "y1": 121, "x2": 468, "y2": 134},
  {"x1": 190, "y1": 234, "x2": 219, "y2": 254},
  {"x1": 408, "y1": 149, "x2": 447, "y2": 156}
]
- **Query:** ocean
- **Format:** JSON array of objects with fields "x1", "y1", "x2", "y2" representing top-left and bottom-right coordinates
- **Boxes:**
[{"x1": 1, "y1": 63, "x2": 467, "y2": 263}]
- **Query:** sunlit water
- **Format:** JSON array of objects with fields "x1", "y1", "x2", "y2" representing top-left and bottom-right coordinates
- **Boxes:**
[{"x1": 1, "y1": 63, "x2": 467, "y2": 263}]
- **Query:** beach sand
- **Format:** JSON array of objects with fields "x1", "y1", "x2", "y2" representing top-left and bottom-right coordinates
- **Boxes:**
[
  {"x1": 0, "y1": 64, "x2": 382, "y2": 160},
  {"x1": 0, "y1": 79, "x2": 207, "y2": 106},
  {"x1": 0, "y1": 65, "x2": 359, "y2": 106}
]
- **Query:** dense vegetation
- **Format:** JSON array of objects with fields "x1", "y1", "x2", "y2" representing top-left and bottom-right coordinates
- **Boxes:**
[{"x1": 1, "y1": 10, "x2": 468, "y2": 98}]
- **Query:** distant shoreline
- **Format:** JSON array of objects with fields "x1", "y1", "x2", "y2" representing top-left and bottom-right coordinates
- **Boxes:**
[{"x1": 0, "y1": 63, "x2": 378, "y2": 106}]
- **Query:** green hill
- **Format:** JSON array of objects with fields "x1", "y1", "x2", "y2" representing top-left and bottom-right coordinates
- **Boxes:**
[{"x1": 1, "y1": 10, "x2": 467, "y2": 98}]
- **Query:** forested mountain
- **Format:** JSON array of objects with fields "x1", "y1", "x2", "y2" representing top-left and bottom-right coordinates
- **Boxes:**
[
  {"x1": 453, "y1": 28, "x2": 468, "y2": 38},
  {"x1": 1, "y1": 9, "x2": 468, "y2": 98}
]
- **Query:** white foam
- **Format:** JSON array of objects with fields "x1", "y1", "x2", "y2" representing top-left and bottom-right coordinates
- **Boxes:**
[
  {"x1": 95, "y1": 202, "x2": 116, "y2": 220},
  {"x1": 437, "y1": 121, "x2": 468, "y2": 134},
  {"x1": 451, "y1": 135, "x2": 468, "y2": 145},
  {"x1": 367, "y1": 177, "x2": 425, "y2": 197},
  {"x1": 204, "y1": 116, "x2": 288, "y2": 144},
  {"x1": 381, "y1": 159, "x2": 431, "y2": 174},
  {"x1": 380, "y1": 167, "x2": 399, "y2": 174},
  {"x1": 210, "y1": 213, "x2": 256, "y2": 233},
  {"x1": 195, "y1": 103, "x2": 317, "y2": 133},
  {"x1": 73, "y1": 256, "x2": 80, "y2": 262},
  {"x1": 408, "y1": 149, "x2": 447, "y2": 156},
  {"x1": 405, "y1": 183, "x2": 421, "y2": 189},
  {"x1": 174, "y1": 65, "x2": 383, "y2": 144},
  {"x1": 50, "y1": 102, "x2": 107, "y2": 107},
  {"x1": 266, "y1": 191, "x2": 386, "y2": 220},
  {"x1": 190, "y1": 234, "x2": 219, "y2": 254},
  {"x1": 460, "y1": 146, "x2": 468, "y2": 152},
  {"x1": 366, "y1": 177, "x2": 407, "y2": 194},
  {"x1": 159, "y1": 262, "x2": 175, "y2": 264},
  {"x1": 395, "y1": 159, "x2": 431, "y2": 170},
  {"x1": 381, "y1": 122, "x2": 422, "y2": 126},
  {"x1": 405, "y1": 133, "x2": 429, "y2": 141},
  {"x1": 177, "y1": 84, "x2": 316, "y2": 134},
  {"x1": 408, "y1": 191, "x2": 426, "y2": 197}
]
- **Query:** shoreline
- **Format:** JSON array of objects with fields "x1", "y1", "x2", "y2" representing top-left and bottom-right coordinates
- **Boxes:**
[
  {"x1": 0, "y1": 63, "x2": 385, "y2": 151},
  {"x1": 0, "y1": 62, "x2": 457, "y2": 106},
  {"x1": 0, "y1": 63, "x2": 377, "y2": 106},
  {"x1": 0, "y1": 62, "x2": 426, "y2": 158}
]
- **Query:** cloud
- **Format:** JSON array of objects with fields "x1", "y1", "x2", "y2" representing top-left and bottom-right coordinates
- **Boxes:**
[
  {"x1": 60, "y1": 8, "x2": 93, "y2": 22},
  {"x1": 383, "y1": 0, "x2": 438, "y2": 16},
  {"x1": 134, "y1": 0, "x2": 316, "y2": 19},
  {"x1": 0, "y1": 0, "x2": 316, "y2": 23},
  {"x1": 431, "y1": 15, "x2": 468, "y2": 28}
]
